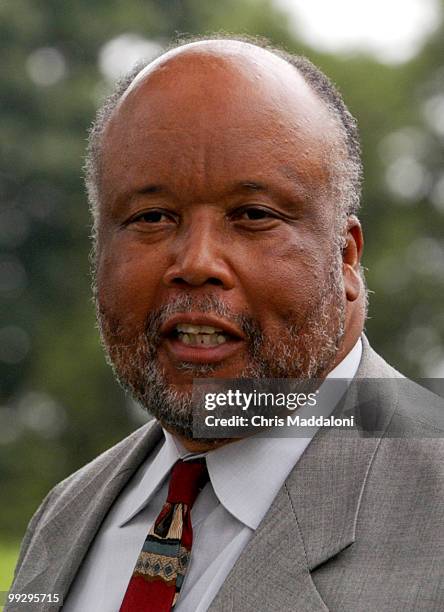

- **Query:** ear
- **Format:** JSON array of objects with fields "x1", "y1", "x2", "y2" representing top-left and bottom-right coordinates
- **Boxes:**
[{"x1": 342, "y1": 215, "x2": 364, "y2": 302}]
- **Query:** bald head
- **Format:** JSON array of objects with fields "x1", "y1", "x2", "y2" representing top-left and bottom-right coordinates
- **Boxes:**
[
  {"x1": 121, "y1": 39, "x2": 335, "y2": 120},
  {"x1": 85, "y1": 39, "x2": 362, "y2": 231},
  {"x1": 101, "y1": 41, "x2": 343, "y2": 215},
  {"x1": 116, "y1": 40, "x2": 335, "y2": 147}
]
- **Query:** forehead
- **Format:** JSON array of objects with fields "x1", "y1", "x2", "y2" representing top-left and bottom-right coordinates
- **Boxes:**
[{"x1": 100, "y1": 41, "x2": 342, "y2": 202}]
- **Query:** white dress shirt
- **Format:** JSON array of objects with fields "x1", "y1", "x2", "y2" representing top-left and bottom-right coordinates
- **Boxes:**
[{"x1": 63, "y1": 338, "x2": 362, "y2": 612}]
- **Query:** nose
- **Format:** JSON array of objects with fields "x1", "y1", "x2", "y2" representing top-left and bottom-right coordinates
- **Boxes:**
[{"x1": 162, "y1": 216, "x2": 235, "y2": 290}]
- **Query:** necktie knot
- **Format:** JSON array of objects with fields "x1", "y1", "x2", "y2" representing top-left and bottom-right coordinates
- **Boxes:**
[{"x1": 166, "y1": 459, "x2": 208, "y2": 508}]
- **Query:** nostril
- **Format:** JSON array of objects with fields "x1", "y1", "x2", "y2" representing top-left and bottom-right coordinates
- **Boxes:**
[
  {"x1": 208, "y1": 277, "x2": 223, "y2": 286},
  {"x1": 170, "y1": 276, "x2": 223, "y2": 287},
  {"x1": 171, "y1": 277, "x2": 189, "y2": 286}
]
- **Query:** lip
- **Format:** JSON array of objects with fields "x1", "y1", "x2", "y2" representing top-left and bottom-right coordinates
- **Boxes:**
[{"x1": 160, "y1": 312, "x2": 244, "y2": 365}]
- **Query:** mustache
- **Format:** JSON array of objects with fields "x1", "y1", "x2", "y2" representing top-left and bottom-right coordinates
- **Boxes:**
[{"x1": 144, "y1": 294, "x2": 262, "y2": 348}]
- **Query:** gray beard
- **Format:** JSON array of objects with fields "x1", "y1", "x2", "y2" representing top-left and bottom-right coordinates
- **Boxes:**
[{"x1": 96, "y1": 261, "x2": 346, "y2": 441}]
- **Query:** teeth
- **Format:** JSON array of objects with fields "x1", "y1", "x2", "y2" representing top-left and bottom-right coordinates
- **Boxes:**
[
  {"x1": 177, "y1": 332, "x2": 227, "y2": 346},
  {"x1": 174, "y1": 323, "x2": 231, "y2": 347},
  {"x1": 176, "y1": 324, "x2": 223, "y2": 334}
]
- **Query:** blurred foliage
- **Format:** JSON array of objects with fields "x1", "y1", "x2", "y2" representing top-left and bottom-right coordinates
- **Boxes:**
[
  {"x1": 0, "y1": 0, "x2": 443, "y2": 543},
  {"x1": 0, "y1": 543, "x2": 18, "y2": 591}
]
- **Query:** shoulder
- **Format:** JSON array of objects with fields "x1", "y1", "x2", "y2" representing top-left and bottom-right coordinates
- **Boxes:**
[
  {"x1": 355, "y1": 340, "x2": 444, "y2": 528},
  {"x1": 11, "y1": 419, "x2": 162, "y2": 590},
  {"x1": 51, "y1": 419, "x2": 161, "y2": 500},
  {"x1": 27, "y1": 419, "x2": 162, "y2": 532},
  {"x1": 357, "y1": 336, "x2": 444, "y2": 436}
]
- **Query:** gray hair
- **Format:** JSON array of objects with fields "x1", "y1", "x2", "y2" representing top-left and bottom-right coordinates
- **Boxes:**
[{"x1": 85, "y1": 34, "x2": 363, "y2": 241}]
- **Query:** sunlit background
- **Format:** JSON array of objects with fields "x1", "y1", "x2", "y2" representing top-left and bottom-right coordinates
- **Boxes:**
[
  {"x1": 1, "y1": 0, "x2": 444, "y2": 587},
  {"x1": 279, "y1": 0, "x2": 441, "y2": 63}
]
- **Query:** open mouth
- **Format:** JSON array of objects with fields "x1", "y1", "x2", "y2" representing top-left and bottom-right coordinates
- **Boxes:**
[
  {"x1": 173, "y1": 323, "x2": 229, "y2": 347},
  {"x1": 160, "y1": 314, "x2": 244, "y2": 364}
]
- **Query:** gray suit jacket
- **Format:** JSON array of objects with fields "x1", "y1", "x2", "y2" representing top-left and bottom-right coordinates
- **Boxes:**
[{"x1": 7, "y1": 338, "x2": 444, "y2": 611}]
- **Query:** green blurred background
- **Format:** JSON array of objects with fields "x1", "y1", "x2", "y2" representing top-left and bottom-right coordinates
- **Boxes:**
[{"x1": 1, "y1": 0, "x2": 444, "y2": 589}]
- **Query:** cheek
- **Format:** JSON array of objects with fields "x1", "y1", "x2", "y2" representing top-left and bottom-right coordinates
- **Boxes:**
[
  {"x1": 241, "y1": 237, "x2": 331, "y2": 325},
  {"x1": 96, "y1": 241, "x2": 166, "y2": 329}
]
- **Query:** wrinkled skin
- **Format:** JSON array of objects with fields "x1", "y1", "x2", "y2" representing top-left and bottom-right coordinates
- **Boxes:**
[{"x1": 94, "y1": 40, "x2": 365, "y2": 449}]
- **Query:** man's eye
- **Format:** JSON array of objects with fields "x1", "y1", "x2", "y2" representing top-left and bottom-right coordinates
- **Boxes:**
[
  {"x1": 235, "y1": 207, "x2": 277, "y2": 221},
  {"x1": 132, "y1": 210, "x2": 172, "y2": 223}
]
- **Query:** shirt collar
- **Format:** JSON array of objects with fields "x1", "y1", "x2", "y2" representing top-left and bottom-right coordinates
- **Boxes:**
[
  {"x1": 120, "y1": 337, "x2": 362, "y2": 530},
  {"x1": 327, "y1": 335, "x2": 362, "y2": 379},
  {"x1": 118, "y1": 430, "x2": 181, "y2": 525},
  {"x1": 119, "y1": 424, "x2": 207, "y2": 526}
]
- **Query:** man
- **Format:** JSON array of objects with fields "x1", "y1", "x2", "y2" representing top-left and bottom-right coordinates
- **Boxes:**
[{"x1": 7, "y1": 37, "x2": 444, "y2": 611}]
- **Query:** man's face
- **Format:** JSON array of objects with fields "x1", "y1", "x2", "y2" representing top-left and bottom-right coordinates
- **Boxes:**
[{"x1": 94, "y1": 44, "x2": 350, "y2": 438}]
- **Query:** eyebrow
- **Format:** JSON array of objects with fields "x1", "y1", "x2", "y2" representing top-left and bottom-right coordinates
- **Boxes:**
[
  {"x1": 228, "y1": 180, "x2": 307, "y2": 202},
  {"x1": 235, "y1": 181, "x2": 266, "y2": 191},
  {"x1": 132, "y1": 177, "x2": 307, "y2": 203},
  {"x1": 137, "y1": 184, "x2": 165, "y2": 195},
  {"x1": 134, "y1": 180, "x2": 268, "y2": 197}
]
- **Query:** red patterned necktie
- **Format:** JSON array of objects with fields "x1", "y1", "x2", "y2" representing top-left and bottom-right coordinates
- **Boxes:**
[{"x1": 119, "y1": 459, "x2": 209, "y2": 612}]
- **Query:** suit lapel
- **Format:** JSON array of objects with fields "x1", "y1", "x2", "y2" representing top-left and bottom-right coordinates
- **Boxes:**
[
  {"x1": 210, "y1": 483, "x2": 330, "y2": 611},
  {"x1": 292, "y1": 352, "x2": 400, "y2": 572},
  {"x1": 284, "y1": 427, "x2": 381, "y2": 572}
]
